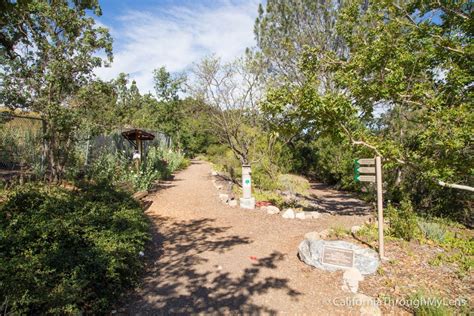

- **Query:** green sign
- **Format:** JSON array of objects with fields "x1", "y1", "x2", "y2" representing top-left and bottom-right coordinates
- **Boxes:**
[
  {"x1": 354, "y1": 160, "x2": 360, "y2": 181},
  {"x1": 245, "y1": 179, "x2": 250, "y2": 184}
]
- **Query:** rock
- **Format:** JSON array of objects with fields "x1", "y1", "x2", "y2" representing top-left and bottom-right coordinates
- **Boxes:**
[
  {"x1": 219, "y1": 193, "x2": 229, "y2": 203},
  {"x1": 132, "y1": 190, "x2": 148, "y2": 200},
  {"x1": 304, "y1": 231, "x2": 321, "y2": 240},
  {"x1": 211, "y1": 171, "x2": 218, "y2": 176},
  {"x1": 342, "y1": 268, "x2": 364, "y2": 293},
  {"x1": 298, "y1": 239, "x2": 380, "y2": 275},
  {"x1": 228, "y1": 199, "x2": 238, "y2": 207},
  {"x1": 295, "y1": 212, "x2": 306, "y2": 220},
  {"x1": 354, "y1": 294, "x2": 382, "y2": 316},
  {"x1": 263, "y1": 205, "x2": 280, "y2": 214},
  {"x1": 304, "y1": 229, "x2": 330, "y2": 241},
  {"x1": 351, "y1": 225, "x2": 362, "y2": 234},
  {"x1": 281, "y1": 208, "x2": 295, "y2": 219},
  {"x1": 305, "y1": 211, "x2": 321, "y2": 219}
]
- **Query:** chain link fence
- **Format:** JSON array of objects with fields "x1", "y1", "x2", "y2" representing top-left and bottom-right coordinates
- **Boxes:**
[
  {"x1": 0, "y1": 112, "x2": 45, "y2": 181},
  {"x1": 0, "y1": 111, "x2": 171, "y2": 183}
]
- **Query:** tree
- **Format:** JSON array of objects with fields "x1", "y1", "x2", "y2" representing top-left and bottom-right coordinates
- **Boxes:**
[
  {"x1": 152, "y1": 67, "x2": 186, "y2": 148},
  {"x1": 254, "y1": 0, "x2": 347, "y2": 142},
  {"x1": 189, "y1": 55, "x2": 266, "y2": 165},
  {"x1": 264, "y1": 0, "x2": 473, "y2": 219},
  {"x1": 0, "y1": 0, "x2": 113, "y2": 181}
]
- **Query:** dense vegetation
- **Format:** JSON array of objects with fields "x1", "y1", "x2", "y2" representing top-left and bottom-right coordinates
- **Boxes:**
[{"x1": 0, "y1": 183, "x2": 149, "y2": 314}]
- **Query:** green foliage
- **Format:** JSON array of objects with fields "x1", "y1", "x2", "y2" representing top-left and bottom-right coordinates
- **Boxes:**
[
  {"x1": 409, "y1": 291, "x2": 454, "y2": 316},
  {"x1": 87, "y1": 147, "x2": 188, "y2": 192},
  {"x1": 277, "y1": 174, "x2": 310, "y2": 196},
  {"x1": 258, "y1": 0, "x2": 474, "y2": 223},
  {"x1": 329, "y1": 226, "x2": 351, "y2": 239},
  {"x1": 428, "y1": 230, "x2": 474, "y2": 277},
  {"x1": 418, "y1": 220, "x2": 448, "y2": 243},
  {"x1": 0, "y1": 0, "x2": 113, "y2": 181},
  {"x1": 253, "y1": 190, "x2": 285, "y2": 208},
  {"x1": 0, "y1": 183, "x2": 150, "y2": 314},
  {"x1": 387, "y1": 199, "x2": 420, "y2": 241},
  {"x1": 354, "y1": 223, "x2": 379, "y2": 243}
]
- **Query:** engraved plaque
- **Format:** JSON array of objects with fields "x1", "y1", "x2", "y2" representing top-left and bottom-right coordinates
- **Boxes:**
[{"x1": 322, "y1": 246, "x2": 355, "y2": 268}]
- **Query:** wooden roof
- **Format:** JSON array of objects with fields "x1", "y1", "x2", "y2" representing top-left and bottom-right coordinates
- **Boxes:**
[{"x1": 121, "y1": 129, "x2": 155, "y2": 141}]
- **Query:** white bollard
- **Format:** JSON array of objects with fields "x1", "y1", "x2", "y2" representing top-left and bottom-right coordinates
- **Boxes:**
[{"x1": 239, "y1": 164, "x2": 255, "y2": 209}]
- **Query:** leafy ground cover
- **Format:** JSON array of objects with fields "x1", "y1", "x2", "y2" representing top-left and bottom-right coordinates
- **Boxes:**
[
  {"x1": 348, "y1": 218, "x2": 473, "y2": 314},
  {"x1": 0, "y1": 183, "x2": 151, "y2": 314}
]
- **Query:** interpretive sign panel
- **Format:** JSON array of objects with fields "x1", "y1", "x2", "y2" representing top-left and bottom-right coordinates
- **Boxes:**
[{"x1": 322, "y1": 246, "x2": 355, "y2": 268}]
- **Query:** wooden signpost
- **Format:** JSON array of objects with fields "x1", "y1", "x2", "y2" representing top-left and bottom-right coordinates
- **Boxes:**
[{"x1": 354, "y1": 157, "x2": 385, "y2": 259}]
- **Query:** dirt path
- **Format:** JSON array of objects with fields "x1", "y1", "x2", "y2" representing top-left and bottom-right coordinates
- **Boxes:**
[{"x1": 120, "y1": 160, "x2": 373, "y2": 314}]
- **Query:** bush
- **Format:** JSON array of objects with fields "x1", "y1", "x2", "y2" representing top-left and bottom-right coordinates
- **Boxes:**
[
  {"x1": 409, "y1": 291, "x2": 454, "y2": 316},
  {"x1": 418, "y1": 220, "x2": 447, "y2": 243},
  {"x1": 277, "y1": 174, "x2": 310, "y2": 196},
  {"x1": 387, "y1": 199, "x2": 420, "y2": 241},
  {"x1": 86, "y1": 147, "x2": 188, "y2": 192},
  {"x1": 0, "y1": 183, "x2": 150, "y2": 314}
]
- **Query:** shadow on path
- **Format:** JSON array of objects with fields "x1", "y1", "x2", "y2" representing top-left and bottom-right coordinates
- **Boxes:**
[
  {"x1": 121, "y1": 214, "x2": 301, "y2": 314},
  {"x1": 307, "y1": 183, "x2": 372, "y2": 216}
]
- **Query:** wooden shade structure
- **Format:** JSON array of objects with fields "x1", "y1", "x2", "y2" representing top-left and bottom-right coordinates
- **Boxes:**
[{"x1": 121, "y1": 129, "x2": 155, "y2": 160}]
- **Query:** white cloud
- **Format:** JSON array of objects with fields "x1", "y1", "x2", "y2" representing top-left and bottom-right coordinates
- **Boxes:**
[{"x1": 95, "y1": 1, "x2": 259, "y2": 94}]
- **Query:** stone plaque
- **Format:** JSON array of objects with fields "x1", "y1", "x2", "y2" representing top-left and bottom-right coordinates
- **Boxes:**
[{"x1": 322, "y1": 246, "x2": 354, "y2": 268}]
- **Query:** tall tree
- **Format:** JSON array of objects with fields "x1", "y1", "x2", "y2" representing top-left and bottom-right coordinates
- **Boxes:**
[
  {"x1": 189, "y1": 55, "x2": 266, "y2": 165},
  {"x1": 0, "y1": 0, "x2": 113, "y2": 180},
  {"x1": 152, "y1": 67, "x2": 186, "y2": 148},
  {"x1": 254, "y1": 0, "x2": 346, "y2": 140}
]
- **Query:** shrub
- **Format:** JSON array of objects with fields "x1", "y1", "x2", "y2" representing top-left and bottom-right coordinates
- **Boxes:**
[
  {"x1": 418, "y1": 220, "x2": 447, "y2": 243},
  {"x1": 253, "y1": 190, "x2": 285, "y2": 208},
  {"x1": 387, "y1": 199, "x2": 420, "y2": 241},
  {"x1": 409, "y1": 291, "x2": 454, "y2": 316},
  {"x1": 0, "y1": 183, "x2": 150, "y2": 314},
  {"x1": 277, "y1": 174, "x2": 310, "y2": 196},
  {"x1": 86, "y1": 147, "x2": 188, "y2": 192}
]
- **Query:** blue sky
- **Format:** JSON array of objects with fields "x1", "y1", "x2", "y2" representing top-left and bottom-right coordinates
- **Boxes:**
[{"x1": 94, "y1": 0, "x2": 260, "y2": 94}]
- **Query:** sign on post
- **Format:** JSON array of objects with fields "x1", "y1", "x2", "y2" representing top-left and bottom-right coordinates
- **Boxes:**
[
  {"x1": 354, "y1": 157, "x2": 385, "y2": 259},
  {"x1": 354, "y1": 158, "x2": 376, "y2": 182}
]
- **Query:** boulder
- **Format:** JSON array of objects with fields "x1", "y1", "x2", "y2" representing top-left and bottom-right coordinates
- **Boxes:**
[
  {"x1": 304, "y1": 231, "x2": 321, "y2": 240},
  {"x1": 342, "y1": 268, "x2": 364, "y2": 293},
  {"x1": 211, "y1": 171, "x2": 218, "y2": 176},
  {"x1": 263, "y1": 205, "x2": 280, "y2": 214},
  {"x1": 295, "y1": 212, "x2": 306, "y2": 220},
  {"x1": 298, "y1": 239, "x2": 380, "y2": 275},
  {"x1": 228, "y1": 199, "x2": 238, "y2": 207},
  {"x1": 304, "y1": 229, "x2": 330, "y2": 240},
  {"x1": 281, "y1": 208, "x2": 295, "y2": 219}
]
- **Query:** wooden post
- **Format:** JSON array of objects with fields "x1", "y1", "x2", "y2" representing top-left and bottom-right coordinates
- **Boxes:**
[{"x1": 375, "y1": 156, "x2": 384, "y2": 259}]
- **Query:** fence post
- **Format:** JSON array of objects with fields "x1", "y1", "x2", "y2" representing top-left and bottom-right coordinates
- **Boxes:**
[
  {"x1": 41, "y1": 119, "x2": 47, "y2": 178},
  {"x1": 375, "y1": 156, "x2": 385, "y2": 259}
]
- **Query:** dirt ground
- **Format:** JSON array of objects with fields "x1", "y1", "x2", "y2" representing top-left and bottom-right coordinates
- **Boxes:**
[{"x1": 118, "y1": 160, "x2": 398, "y2": 315}]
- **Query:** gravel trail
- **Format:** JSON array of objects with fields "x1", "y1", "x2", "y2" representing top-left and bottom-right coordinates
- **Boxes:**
[{"x1": 120, "y1": 160, "x2": 371, "y2": 315}]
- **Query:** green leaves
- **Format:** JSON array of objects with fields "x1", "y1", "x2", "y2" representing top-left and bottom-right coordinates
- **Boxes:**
[
  {"x1": 257, "y1": 0, "x2": 473, "y2": 221},
  {"x1": 0, "y1": 184, "x2": 150, "y2": 314}
]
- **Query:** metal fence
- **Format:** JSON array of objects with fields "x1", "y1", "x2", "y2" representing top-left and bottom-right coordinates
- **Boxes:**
[
  {"x1": 0, "y1": 113, "x2": 44, "y2": 181},
  {"x1": 0, "y1": 111, "x2": 171, "y2": 182}
]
